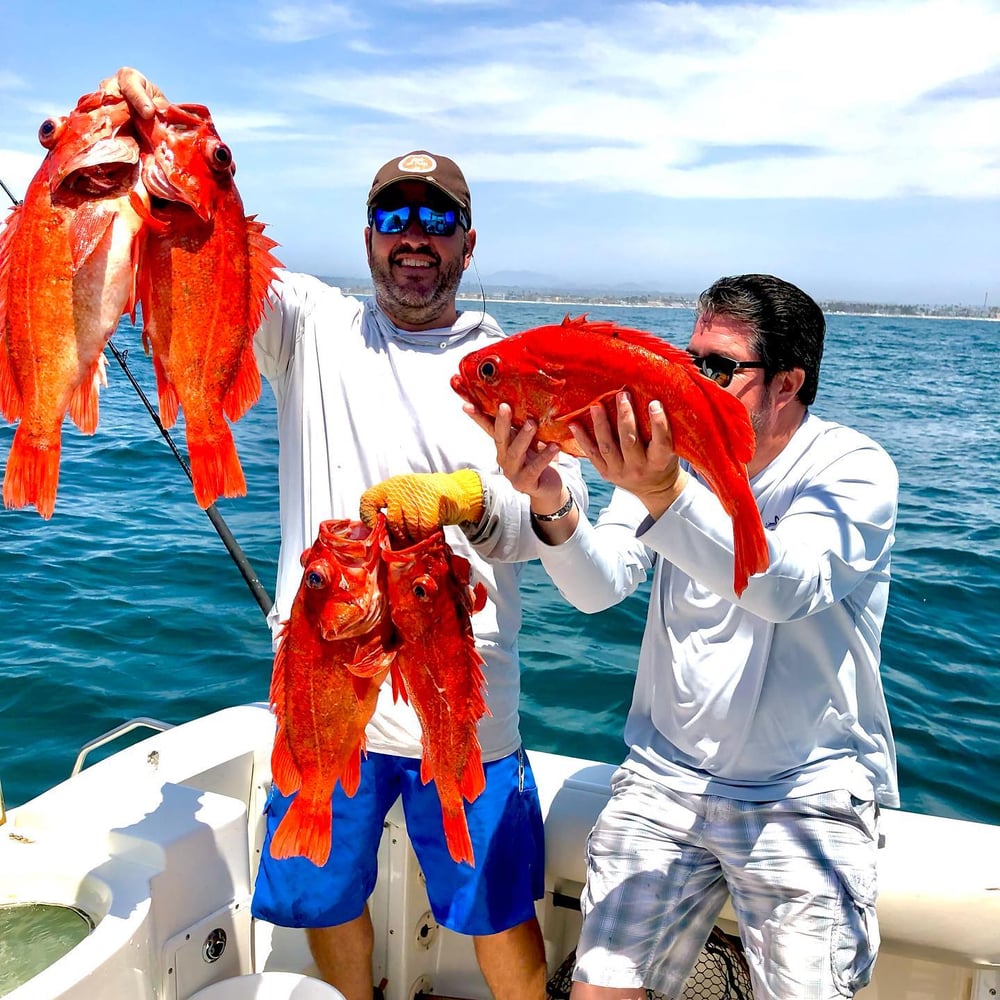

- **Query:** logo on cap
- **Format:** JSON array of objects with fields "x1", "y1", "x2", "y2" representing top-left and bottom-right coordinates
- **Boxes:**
[{"x1": 397, "y1": 153, "x2": 437, "y2": 174}]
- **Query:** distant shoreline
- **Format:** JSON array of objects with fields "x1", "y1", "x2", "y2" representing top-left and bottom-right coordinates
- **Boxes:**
[
  {"x1": 327, "y1": 281, "x2": 997, "y2": 322},
  {"x1": 455, "y1": 295, "x2": 999, "y2": 322}
]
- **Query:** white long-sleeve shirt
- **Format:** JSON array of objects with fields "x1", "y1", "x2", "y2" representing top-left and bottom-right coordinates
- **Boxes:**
[
  {"x1": 538, "y1": 412, "x2": 900, "y2": 806},
  {"x1": 254, "y1": 271, "x2": 586, "y2": 761}
]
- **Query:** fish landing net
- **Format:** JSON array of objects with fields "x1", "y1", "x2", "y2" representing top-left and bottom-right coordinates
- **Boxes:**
[{"x1": 545, "y1": 925, "x2": 754, "y2": 1000}]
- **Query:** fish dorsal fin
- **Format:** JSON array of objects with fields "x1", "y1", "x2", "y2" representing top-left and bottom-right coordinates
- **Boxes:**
[
  {"x1": 245, "y1": 215, "x2": 282, "y2": 330},
  {"x1": 559, "y1": 313, "x2": 697, "y2": 371}
]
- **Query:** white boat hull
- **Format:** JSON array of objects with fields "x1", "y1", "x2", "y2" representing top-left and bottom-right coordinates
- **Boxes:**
[{"x1": 2, "y1": 704, "x2": 999, "y2": 999}]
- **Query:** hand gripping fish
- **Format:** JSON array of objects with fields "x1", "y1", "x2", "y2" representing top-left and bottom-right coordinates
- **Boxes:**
[
  {"x1": 383, "y1": 531, "x2": 489, "y2": 867},
  {"x1": 451, "y1": 314, "x2": 770, "y2": 596},
  {"x1": 268, "y1": 516, "x2": 396, "y2": 867},
  {"x1": 131, "y1": 102, "x2": 282, "y2": 509},
  {"x1": 0, "y1": 89, "x2": 145, "y2": 518}
]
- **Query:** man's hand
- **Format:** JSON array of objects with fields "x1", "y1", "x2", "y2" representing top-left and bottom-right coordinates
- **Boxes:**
[
  {"x1": 570, "y1": 392, "x2": 687, "y2": 519},
  {"x1": 99, "y1": 67, "x2": 168, "y2": 119},
  {"x1": 359, "y1": 470, "x2": 484, "y2": 544}
]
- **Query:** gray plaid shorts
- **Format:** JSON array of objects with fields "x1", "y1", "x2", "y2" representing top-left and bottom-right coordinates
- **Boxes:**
[{"x1": 573, "y1": 767, "x2": 881, "y2": 1000}]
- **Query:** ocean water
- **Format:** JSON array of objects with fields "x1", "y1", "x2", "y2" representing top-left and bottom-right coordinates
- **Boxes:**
[{"x1": 1, "y1": 302, "x2": 998, "y2": 828}]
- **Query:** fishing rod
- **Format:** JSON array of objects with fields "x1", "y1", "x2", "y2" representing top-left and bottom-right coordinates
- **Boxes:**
[{"x1": 0, "y1": 176, "x2": 274, "y2": 619}]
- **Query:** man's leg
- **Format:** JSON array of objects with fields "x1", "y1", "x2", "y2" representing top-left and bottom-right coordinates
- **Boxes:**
[
  {"x1": 306, "y1": 908, "x2": 374, "y2": 1000},
  {"x1": 474, "y1": 915, "x2": 547, "y2": 1000}
]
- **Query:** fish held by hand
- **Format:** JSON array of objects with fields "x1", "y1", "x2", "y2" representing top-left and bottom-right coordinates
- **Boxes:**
[
  {"x1": 132, "y1": 101, "x2": 282, "y2": 509},
  {"x1": 451, "y1": 314, "x2": 769, "y2": 595},
  {"x1": 0, "y1": 88, "x2": 144, "y2": 518},
  {"x1": 268, "y1": 516, "x2": 395, "y2": 867}
]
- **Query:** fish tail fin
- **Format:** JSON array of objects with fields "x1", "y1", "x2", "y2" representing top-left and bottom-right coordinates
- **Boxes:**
[
  {"x1": 732, "y1": 504, "x2": 770, "y2": 597},
  {"x1": 222, "y1": 344, "x2": 261, "y2": 422},
  {"x1": 186, "y1": 423, "x2": 247, "y2": 508},
  {"x1": 269, "y1": 792, "x2": 332, "y2": 867},
  {"x1": 440, "y1": 804, "x2": 475, "y2": 867},
  {"x1": 68, "y1": 354, "x2": 108, "y2": 434},
  {"x1": 2, "y1": 429, "x2": 61, "y2": 519}
]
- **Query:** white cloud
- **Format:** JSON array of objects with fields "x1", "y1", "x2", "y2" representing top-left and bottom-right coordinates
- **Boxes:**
[
  {"x1": 281, "y1": 0, "x2": 1000, "y2": 200},
  {"x1": 0, "y1": 150, "x2": 43, "y2": 204},
  {"x1": 256, "y1": 2, "x2": 362, "y2": 42}
]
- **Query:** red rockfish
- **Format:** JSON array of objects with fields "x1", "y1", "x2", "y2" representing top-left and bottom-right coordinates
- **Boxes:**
[
  {"x1": 268, "y1": 517, "x2": 396, "y2": 867},
  {"x1": 384, "y1": 531, "x2": 489, "y2": 867},
  {"x1": 133, "y1": 102, "x2": 281, "y2": 509},
  {"x1": 451, "y1": 314, "x2": 769, "y2": 596},
  {"x1": 0, "y1": 89, "x2": 144, "y2": 517}
]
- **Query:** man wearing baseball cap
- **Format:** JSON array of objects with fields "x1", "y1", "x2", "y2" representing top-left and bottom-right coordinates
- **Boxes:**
[{"x1": 109, "y1": 67, "x2": 586, "y2": 1000}]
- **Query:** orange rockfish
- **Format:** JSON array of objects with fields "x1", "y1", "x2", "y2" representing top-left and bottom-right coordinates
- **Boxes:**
[
  {"x1": 383, "y1": 531, "x2": 489, "y2": 867},
  {"x1": 0, "y1": 89, "x2": 144, "y2": 518},
  {"x1": 268, "y1": 517, "x2": 396, "y2": 866},
  {"x1": 133, "y1": 102, "x2": 281, "y2": 509},
  {"x1": 451, "y1": 314, "x2": 769, "y2": 596}
]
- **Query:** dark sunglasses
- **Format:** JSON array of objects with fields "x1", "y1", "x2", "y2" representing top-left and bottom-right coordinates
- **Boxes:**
[
  {"x1": 688, "y1": 351, "x2": 767, "y2": 388},
  {"x1": 368, "y1": 201, "x2": 470, "y2": 237}
]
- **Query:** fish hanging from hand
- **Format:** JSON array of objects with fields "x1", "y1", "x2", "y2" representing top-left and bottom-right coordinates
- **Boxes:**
[
  {"x1": 383, "y1": 530, "x2": 489, "y2": 867},
  {"x1": 0, "y1": 80, "x2": 282, "y2": 517},
  {"x1": 451, "y1": 314, "x2": 769, "y2": 596},
  {"x1": 132, "y1": 101, "x2": 282, "y2": 509},
  {"x1": 268, "y1": 517, "x2": 396, "y2": 867},
  {"x1": 0, "y1": 88, "x2": 146, "y2": 518}
]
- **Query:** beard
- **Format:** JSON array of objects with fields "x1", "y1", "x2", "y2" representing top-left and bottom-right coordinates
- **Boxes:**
[{"x1": 369, "y1": 239, "x2": 468, "y2": 329}]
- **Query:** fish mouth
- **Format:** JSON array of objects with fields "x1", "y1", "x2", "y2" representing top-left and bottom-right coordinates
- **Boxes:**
[
  {"x1": 450, "y1": 373, "x2": 474, "y2": 404},
  {"x1": 51, "y1": 137, "x2": 140, "y2": 193}
]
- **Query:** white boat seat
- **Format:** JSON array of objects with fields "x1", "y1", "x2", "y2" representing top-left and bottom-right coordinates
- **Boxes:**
[{"x1": 187, "y1": 972, "x2": 346, "y2": 999}]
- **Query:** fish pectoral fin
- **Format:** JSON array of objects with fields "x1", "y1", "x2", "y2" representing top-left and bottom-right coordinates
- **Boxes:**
[
  {"x1": 68, "y1": 204, "x2": 116, "y2": 273},
  {"x1": 269, "y1": 727, "x2": 302, "y2": 795},
  {"x1": 128, "y1": 187, "x2": 168, "y2": 234},
  {"x1": 0, "y1": 336, "x2": 23, "y2": 421},
  {"x1": 536, "y1": 367, "x2": 567, "y2": 392},
  {"x1": 555, "y1": 388, "x2": 625, "y2": 426}
]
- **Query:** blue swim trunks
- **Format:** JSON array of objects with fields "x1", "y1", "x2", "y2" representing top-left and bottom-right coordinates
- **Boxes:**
[{"x1": 252, "y1": 746, "x2": 544, "y2": 936}]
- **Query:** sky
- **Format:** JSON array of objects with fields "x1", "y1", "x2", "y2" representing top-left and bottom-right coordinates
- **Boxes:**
[{"x1": 0, "y1": 0, "x2": 997, "y2": 306}]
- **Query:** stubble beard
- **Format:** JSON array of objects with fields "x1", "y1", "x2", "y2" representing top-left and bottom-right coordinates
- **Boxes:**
[{"x1": 370, "y1": 241, "x2": 467, "y2": 329}]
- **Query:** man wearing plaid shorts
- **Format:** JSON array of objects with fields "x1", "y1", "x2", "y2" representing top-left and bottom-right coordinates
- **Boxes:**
[{"x1": 496, "y1": 275, "x2": 899, "y2": 1000}]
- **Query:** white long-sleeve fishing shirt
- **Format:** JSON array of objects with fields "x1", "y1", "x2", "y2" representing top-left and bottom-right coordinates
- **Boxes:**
[
  {"x1": 253, "y1": 270, "x2": 586, "y2": 761},
  {"x1": 538, "y1": 412, "x2": 900, "y2": 806}
]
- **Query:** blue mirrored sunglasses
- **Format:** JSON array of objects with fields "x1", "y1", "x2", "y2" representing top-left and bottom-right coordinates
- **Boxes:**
[
  {"x1": 369, "y1": 202, "x2": 469, "y2": 237},
  {"x1": 688, "y1": 351, "x2": 767, "y2": 388}
]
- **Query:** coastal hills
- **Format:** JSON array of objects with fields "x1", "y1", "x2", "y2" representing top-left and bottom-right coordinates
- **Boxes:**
[{"x1": 317, "y1": 274, "x2": 998, "y2": 321}]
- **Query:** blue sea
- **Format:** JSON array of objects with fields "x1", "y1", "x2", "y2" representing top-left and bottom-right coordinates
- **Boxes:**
[{"x1": 2, "y1": 302, "x2": 998, "y2": 827}]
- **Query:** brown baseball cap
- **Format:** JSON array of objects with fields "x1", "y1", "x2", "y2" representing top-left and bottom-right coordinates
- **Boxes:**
[{"x1": 367, "y1": 150, "x2": 471, "y2": 221}]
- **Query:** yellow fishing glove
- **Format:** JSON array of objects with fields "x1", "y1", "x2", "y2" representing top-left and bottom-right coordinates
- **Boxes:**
[{"x1": 359, "y1": 470, "x2": 484, "y2": 543}]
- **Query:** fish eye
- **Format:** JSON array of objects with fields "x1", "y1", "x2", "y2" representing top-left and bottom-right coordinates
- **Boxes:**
[
  {"x1": 477, "y1": 357, "x2": 500, "y2": 384},
  {"x1": 306, "y1": 567, "x2": 329, "y2": 589},
  {"x1": 38, "y1": 117, "x2": 65, "y2": 149},
  {"x1": 206, "y1": 141, "x2": 234, "y2": 173},
  {"x1": 412, "y1": 575, "x2": 437, "y2": 600}
]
